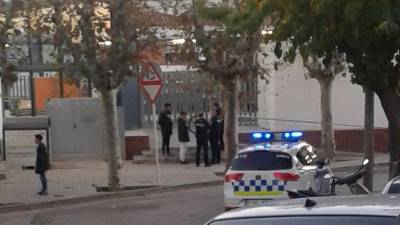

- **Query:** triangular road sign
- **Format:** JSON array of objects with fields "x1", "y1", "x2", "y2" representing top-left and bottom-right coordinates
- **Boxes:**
[{"x1": 140, "y1": 63, "x2": 163, "y2": 103}]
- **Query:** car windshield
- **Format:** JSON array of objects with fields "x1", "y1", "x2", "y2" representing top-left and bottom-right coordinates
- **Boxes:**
[
  {"x1": 388, "y1": 183, "x2": 400, "y2": 193},
  {"x1": 210, "y1": 216, "x2": 398, "y2": 225},
  {"x1": 296, "y1": 144, "x2": 318, "y2": 165},
  {"x1": 230, "y1": 151, "x2": 293, "y2": 171}
]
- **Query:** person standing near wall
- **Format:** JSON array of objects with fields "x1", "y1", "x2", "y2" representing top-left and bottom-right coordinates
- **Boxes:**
[
  {"x1": 219, "y1": 112, "x2": 224, "y2": 152},
  {"x1": 178, "y1": 111, "x2": 190, "y2": 164},
  {"x1": 213, "y1": 102, "x2": 224, "y2": 152},
  {"x1": 195, "y1": 113, "x2": 210, "y2": 167},
  {"x1": 158, "y1": 103, "x2": 173, "y2": 155},
  {"x1": 35, "y1": 134, "x2": 49, "y2": 196},
  {"x1": 210, "y1": 109, "x2": 223, "y2": 164}
]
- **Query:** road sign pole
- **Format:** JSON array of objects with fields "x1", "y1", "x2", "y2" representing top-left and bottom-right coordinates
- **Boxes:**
[
  {"x1": 152, "y1": 103, "x2": 161, "y2": 185},
  {"x1": 140, "y1": 63, "x2": 163, "y2": 185}
]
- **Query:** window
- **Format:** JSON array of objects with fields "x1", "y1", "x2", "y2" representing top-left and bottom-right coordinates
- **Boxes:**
[
  {"x1": 210, "y1": 216, "x2": 398, "y2": 225},
  {"x1": 388, "y1": 179, "x2": 400, "y2": 194},
  {"x1": 297, "y1": 144, "x2": 318, "y2": 165},
  {"x1": 230, "y1": 151, "x2": 292, "y2": 171}
]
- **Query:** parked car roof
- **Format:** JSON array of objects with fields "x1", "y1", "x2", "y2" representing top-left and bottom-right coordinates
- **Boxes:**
[{"x1": 212, "y1": 195, "x2": 400, "y2": 222}]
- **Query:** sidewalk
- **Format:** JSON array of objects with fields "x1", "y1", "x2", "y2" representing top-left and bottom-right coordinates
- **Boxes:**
[
  {"x1": 0, "y1": 158, "x2": 224, "y2": 205},
  {"x1": 0, "y1": 151, "x2": 390, "y2": 207},
  {"x1": 331, "y1": 153, "x2": 389, "y2": 170}
]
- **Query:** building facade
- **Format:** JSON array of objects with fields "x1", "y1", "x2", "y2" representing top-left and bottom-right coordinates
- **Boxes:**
[{"x1": 257, "y1": 46, "x2": 388, "y2": 131}]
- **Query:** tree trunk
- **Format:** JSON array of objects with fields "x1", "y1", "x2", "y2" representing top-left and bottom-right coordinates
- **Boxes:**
[
  {"x1": 223, "y1": 76, "x2": 239, "y2": 172},
  {"x1": 317, "y1": 76, "x2": 336, "y2": 160},
  {"x1": 0, "y1": 78, "x2": 3, "y2": 161},
  {"x1": 375, "y1": 88, "x2": 400, "y2": 179},
  {"x1": 388, "y1": 122, "x2": 400, "y2": 179},
  {"x1": 101, "y1": 90, "x2": 121, "y2": 191},
  {"x1": 363, "y1": 86, "x2": 374, "y2": 191}
]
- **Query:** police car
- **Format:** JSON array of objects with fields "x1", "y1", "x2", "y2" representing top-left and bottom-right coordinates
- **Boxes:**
[{"x1": 224, "y1": 131, "x2": 326, "y2": 210}]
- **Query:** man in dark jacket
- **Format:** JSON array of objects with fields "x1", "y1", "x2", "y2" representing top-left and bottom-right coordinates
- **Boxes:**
[
  {"x1": 213, "y1": 103, "x2": 224, "y2": 152},
  {"x1": 177, "y1": 112, "x2": 190, "y2": 164},
  {"x1": 195, "y1": 113, "x2": 210, "y2": 167},
  {"x1": 35, "y1": 134, "x2": 49, "y2": 196},
  {"x1": 158, "y1": 103, "x2": 173, "y2": 155},
  {"x1": 210, "y1": 109, "x2": 223, "y2": 164}
]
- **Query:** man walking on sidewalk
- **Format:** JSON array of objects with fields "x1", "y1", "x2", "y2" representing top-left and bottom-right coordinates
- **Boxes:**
[
  {"x1": 35, "y1": 134, "x2": 49, "y2": 196},
  {"x1": 158, "y1": 103, "x2": 173, "y2": 155},
  {"x1": 195, "y1": 113, "x2": 210, "y2": 167},
  {"x1": 178, "y1": 111, "x2": 190, "y2": 164}
]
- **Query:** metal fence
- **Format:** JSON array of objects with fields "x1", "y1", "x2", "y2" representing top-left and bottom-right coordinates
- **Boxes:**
[
  {"x1": 7, "y1": 73, "x2": 31, "y2": 100},
  {"x1": 4, "y1": 72, "x2": 62, "y2": 116},
  {"x1": 143, "y1": 70, "x2": 258, "y2": 124},
  {"x1": 6, "y1": 72, "x2": 58, "y2": 99}
]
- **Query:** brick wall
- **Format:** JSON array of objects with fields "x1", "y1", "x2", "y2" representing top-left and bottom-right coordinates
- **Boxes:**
[
  {"x1": 239, "y1": 128, "x2": 389, "y2": 153},
  {"x1": 125, "y1": 136, "x2": 150, "y2": 160}
]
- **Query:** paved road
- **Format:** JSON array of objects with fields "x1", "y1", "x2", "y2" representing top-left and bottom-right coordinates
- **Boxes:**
[
  {"x1": 0, "y1": 166, "x2": 392, "y2": 225},
  {"x1": 1, "y1": 185, "x2": 224, "y2": 225}
]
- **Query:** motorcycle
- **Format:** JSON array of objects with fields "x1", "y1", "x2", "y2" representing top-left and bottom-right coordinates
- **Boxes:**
[{"x1": 287, "y1": 159, "x2": 371, "y2": 199}]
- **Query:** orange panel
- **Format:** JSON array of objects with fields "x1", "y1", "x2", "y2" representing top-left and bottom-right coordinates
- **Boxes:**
[
  {"x1": 34, "y1": 77, "x2": 79, "y2": 111},
  {"x1": 62, "y1": 80, "x2": 79, "y2": 98}
]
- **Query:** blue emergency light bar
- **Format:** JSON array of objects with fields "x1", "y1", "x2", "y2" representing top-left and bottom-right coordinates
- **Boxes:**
[
  {"x1": 252, "y1": 133, "x2": 263, "y2": 139},
  {"x1": 252, "y1": 132, "x2": 275, "y2": 141},
  {"x1": 251, "y1": 131, "x2": 304, "y2": 142}
]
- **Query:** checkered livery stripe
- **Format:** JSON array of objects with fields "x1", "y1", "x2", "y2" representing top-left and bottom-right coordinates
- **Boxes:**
[{"x1": 232, "y1": 177, "x2": 287, "y2": 196}]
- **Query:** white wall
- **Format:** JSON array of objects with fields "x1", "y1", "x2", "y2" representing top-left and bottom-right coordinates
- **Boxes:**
[{"x1": 258, "y1": 51, "x2": 388, "y2": 131}]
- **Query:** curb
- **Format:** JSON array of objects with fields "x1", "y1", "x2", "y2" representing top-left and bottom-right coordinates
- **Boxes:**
[
  {"x1": 0, "y1": 180, "x2": 223, "y2": 215},
  {"x1": 332, "y1": 161, "x2": 389, "y2": 173}
]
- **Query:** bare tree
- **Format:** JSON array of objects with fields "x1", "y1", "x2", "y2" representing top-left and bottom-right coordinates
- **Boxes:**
[
  {"x1": 0, "y1": 0, "x2": 23, "y2": 86},
  {"x1": 189, "y1": 0, "x2": 267, "y2": 171},
  {"x1": 48, "y1": 0, "x2": 153, "y2": 191},
  {"x1": 300, "y1": 51, "x2": 346, "y2": 160}
]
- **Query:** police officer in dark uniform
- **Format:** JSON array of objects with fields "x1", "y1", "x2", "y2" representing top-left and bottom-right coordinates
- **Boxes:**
[
  {"x1": 210, "y1": 109, "x2": 223, "y2": 164},
  {"x1": 195, "y1": 113, "x2": 210, "y2": 167},
  {"x1": 158, "y1": 103, "x2": 173, "y2": 155},
  {"x1": 213, "y1": 103, "x2": 224, "y2": 152}
]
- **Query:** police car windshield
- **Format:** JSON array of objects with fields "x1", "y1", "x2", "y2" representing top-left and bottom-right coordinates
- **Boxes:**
[
  {"x1": 230, "y1": 151, "x2": 292, "y2": 171},
  {"x1": 210, "y1": 216, "x2": 397, "y2": 225}
]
